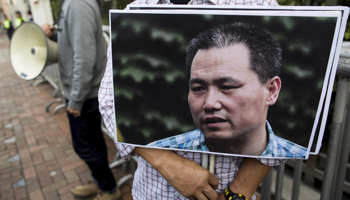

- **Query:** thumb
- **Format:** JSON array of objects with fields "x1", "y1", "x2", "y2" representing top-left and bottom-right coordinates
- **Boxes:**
[{"x1": 208, "y1": 172, "x2": 219, "y2": 190}]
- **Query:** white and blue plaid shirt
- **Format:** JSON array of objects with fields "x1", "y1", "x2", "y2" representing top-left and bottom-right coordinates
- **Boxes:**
[{"x1": 148, "y1": 121, "x2": 308, "y2": 158}]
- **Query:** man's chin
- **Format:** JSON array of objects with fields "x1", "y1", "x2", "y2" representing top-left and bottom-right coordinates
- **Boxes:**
[{"x1": 204, "y1": 132, "x2": 235, "y2": 146}]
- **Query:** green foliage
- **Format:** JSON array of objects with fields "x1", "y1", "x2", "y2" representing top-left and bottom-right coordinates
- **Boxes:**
[
  {"x1": 345, "y1": 25, "x2": 350, "y2": 40},
  {"x1": 277, "y1": 0, "x2": 349, "y2": 41},
  {"x1": 101, "y1": 0, "x2": 133, "y2": 25},
  {"x1": 277, "y1": 0, "x2": 325, "y2": 5},
  {"x1": 277, "y1": 0, "x2": 309, "y2": 5},
  {"x1": 50, "y1": 0, "x2": 62, "y2": 22}
]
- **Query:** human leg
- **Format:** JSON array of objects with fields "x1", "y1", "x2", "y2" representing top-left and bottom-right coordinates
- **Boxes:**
[{"x1": 67, "y1": 98, "x2": 117, "y2": 194}]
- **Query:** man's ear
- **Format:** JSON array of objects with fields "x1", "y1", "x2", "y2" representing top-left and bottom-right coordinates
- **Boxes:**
[{"x1": 266, "y1": 76, "x2": 281, "y2": 106}]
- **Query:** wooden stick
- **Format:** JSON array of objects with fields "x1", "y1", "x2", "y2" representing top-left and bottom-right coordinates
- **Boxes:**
[
  {"x1": 209, "y1": 154, "x2": 215, "y2": 174},
  {"x1": 202, "y1": 153, "x2": 208, "y2": 169}
]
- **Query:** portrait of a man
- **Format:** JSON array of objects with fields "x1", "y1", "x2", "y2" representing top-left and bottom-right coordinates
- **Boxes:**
[
  {"x1": 147, "y1": 23, "x2": 307, "y2": 158},
  {"x1": 111, "y1": 11, "x2": 340, "y2": 158}
]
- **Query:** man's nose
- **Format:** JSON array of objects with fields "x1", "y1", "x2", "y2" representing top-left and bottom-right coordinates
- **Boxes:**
[{"x1": 203, "y1": 88, "x2": 221, "y2": 111}]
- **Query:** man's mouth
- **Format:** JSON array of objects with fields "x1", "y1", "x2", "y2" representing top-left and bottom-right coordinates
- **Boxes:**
[{"x1": 203, "y1": 117, "x2": 227, "y2": 124}]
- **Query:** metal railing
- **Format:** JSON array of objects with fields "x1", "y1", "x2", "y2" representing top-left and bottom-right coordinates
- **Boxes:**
[
  {"x1": 34, "y1": 63, "x2": 66, "y2": 115},
  {"x1": 260, "y1": 55, "x2": 350, "y2": 200}
]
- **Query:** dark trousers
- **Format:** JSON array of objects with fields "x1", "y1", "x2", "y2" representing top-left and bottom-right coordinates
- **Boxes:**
[
  {"x1": 67, "y1": 98, "x2": 116, "y2": 192},
  {"x1": 6, "y1": 30, "x2": 13, "y2": 40}
]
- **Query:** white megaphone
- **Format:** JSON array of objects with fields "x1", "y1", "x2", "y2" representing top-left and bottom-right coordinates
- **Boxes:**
[{"x1": 10, "y1": 22, "x2": 58, "y2": 80}]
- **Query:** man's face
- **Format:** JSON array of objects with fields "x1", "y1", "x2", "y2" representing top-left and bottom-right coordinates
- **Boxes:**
[{"x1": 188, "y1": 43, "x2": 271, "y2": 148}]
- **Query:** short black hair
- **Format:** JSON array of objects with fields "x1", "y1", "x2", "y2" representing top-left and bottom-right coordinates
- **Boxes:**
[{"x1": 185, "y1": 22, "x2": 282, "y2": 84}]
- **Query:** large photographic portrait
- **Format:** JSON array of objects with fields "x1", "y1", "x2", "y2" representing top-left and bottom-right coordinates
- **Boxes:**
[{"x1": 110, "y1": 8, "x2": 346, "y2": 159}]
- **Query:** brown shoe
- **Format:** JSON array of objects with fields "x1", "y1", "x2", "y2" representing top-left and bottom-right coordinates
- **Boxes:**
[
  {"x1": 71, "y1": 181, "x2": 99, "y2": 199},
  {"x1": 93, "y1": 188, "x2": 122, "y2": 200}
]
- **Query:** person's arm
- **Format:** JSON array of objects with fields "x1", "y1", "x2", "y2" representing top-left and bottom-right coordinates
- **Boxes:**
[
  {"x1": 66, "y1": 0, "x2": 99, "y2": 113},
  {"x1": 217, "y1": 158, "x2": 272, "y2": 200},
  {"x1": 134, "y1": 147, "x2": 219, "y2": 200}
]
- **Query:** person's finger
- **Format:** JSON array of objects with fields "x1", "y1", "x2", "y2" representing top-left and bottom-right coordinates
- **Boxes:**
[
  {"x1": 208, "y1": 172, "x2": 219, "y2": 190},
  {"x1": 201, "y1": 185, "x2": 218, "y2": 200},
  {"x1": 195, "y1": 191, "x2": 212, "y2": 200}
]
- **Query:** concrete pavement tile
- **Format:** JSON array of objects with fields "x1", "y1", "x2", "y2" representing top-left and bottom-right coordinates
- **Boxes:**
[
  {"x1": 42, "y1": 180, "x2": 67, "y2": 194},
  {"x1": 42, "y1": 150, "x2": 55, "y2": 162},
  {"x1": 13, "y1": 187, "x2": 27, "y2": 200},
  {"x1": 75, "y1": 164, "x2": 89, "y2": 174},
  {"x1": 25, "y1": 135, "x2": 36, "y2": 145},
  {"x1": 64, "y1": 149, "x2": 74, "y2": 155},
  {"x1": 0, "y1": 187, "x2": 14, "y2": 199},
  {"x1": 67, "y1": 153, "x2": 80, "y2": 163},
  {"x1": 43, "y1": 190, "x2": 60, "y2": 200},
  {"x1": 0, "y1": 148, "x2": 16, "y2": 158},
  {"x1": 63, "y1": 170, "x2": 79, "y2": 183},
  {"x1": 32, "y1": 151, "x2": 44, "y2": 165},
  {"x1": 19, "y1": 149, "x2": 31, "y2": 160},
  {"x1": 78, "y1": 170, "x2": 93, "y2": 184},
  {"x1": 24, "y1": 167, "x2": 37, "y2": 179},
  {"x1": 0, "y1": 166, "x2": 21, "y2": 177},
  {"x1": 10, "y1": 161, "x2": 20, "y2": 167},
  {"x1": 29, "y1": 144, "x2": 49, "y2": 153},
  {"x1": 61, "y1": 160, "x2": 84, "y2": 172},
  {"x1": 11, "y1": 119, "x2": 20, "y2": 126},
  {"x1": 29, "y1": 189, "x2": 45, "y2": 200},
  {"x1": 39, "y1": 177, "x2": 53, "y2": 188},
  {"x1": 47, "y1": 160, "x2": 70, "y2": 172},
  {"x1": 58, "y1": 192, "x2": 75, "y2": 200},
  {"x1": 0, "y1": 172, "x2": 11, "y2": 180},
  {"x1": 26, "y1": 177, "x2": 41, "y2": 192},
  {"x1": 51, "y1": 170, "x2": 65, "y2": 183}
]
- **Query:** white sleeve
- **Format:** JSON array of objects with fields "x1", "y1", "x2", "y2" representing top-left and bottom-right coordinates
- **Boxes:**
[{"x1": 98, "y1": 45, "x2": 136, "y2": 158}]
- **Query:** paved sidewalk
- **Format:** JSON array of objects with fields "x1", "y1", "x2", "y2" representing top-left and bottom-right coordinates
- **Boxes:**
[{"x1": 0, "y1": 33, "x2": 133, "y2": 200}]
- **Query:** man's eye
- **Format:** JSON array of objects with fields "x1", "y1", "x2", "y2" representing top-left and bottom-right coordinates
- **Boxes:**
[
  {"x1": 221, "y1": 85, "x2": 238, "y2": 90},
  {"x1": 191, "y1": 87, "x2": 204, "y2": 92}
]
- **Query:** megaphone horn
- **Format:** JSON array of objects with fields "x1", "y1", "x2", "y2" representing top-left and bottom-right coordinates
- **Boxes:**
[{"x1": 10, "y1": 22, "x2": 58, "y2": 80}]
